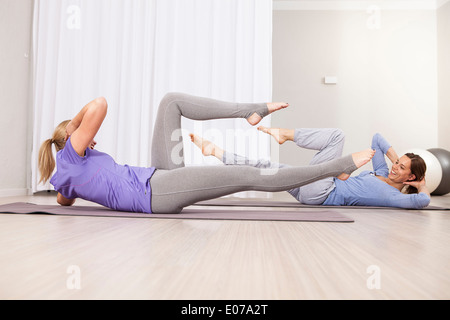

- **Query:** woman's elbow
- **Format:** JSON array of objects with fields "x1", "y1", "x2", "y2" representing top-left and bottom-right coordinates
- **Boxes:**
[
  {"x1": 372, "y1": 133, "x2": 383, "y2": 142},
  {"x1": 410, "y1": 194, "x2": 431, "y2": 210},
  {"x1": 94, "y1": 97, "x2": 108, "y2": 114},
  {"x1": 419, "y1": 195, "x2": 431, "y2": 209},
  {"x1": 57, "y1": 199, "x2": 72, "y2": 206},
  {"x1": 57, "y1": 193, "x2": 76, "y2": 206}
]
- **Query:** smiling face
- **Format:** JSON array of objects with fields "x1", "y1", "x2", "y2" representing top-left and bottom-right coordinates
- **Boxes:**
[{"x1": 388, "y1": 155, "x2": 416, "y2": 183}]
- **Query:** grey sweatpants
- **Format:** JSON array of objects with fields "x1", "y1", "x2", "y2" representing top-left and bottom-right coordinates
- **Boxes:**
[
  {"x1": 222, "y1": 128, "x2": 346, "y2": 205},
  {"x1": 149, "y1": 93, "x2": 356, "y2": 213}
]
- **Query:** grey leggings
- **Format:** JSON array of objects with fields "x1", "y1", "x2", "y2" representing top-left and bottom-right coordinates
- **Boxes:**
[{"x1": 149, "y1": 93, "x2": 356, "y2": 213}]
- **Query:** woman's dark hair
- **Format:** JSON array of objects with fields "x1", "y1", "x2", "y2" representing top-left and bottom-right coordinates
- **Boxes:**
[{"x1": 404, "y1": 153, "x2": 427, "y2": 194}]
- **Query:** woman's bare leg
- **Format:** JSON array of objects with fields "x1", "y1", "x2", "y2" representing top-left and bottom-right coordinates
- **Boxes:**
[
  {"x1": 257, "y1": 126, "x2": 295, "y2": 145},
  {"x1": 189, "y1": 134, "x2": 225, "y2": 160}
]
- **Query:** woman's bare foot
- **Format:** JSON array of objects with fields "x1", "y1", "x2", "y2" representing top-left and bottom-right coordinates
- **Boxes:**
[
  {"x1": 337, "y1": 148, "x2": 376, "y2": 180},
  {"x1": 189, "y1": 134, "x2": 224, "y2": 159},
  {"x1": 247, "y1": 102, "x2": 289, "y2": 126},
  {"x1": 257, "y1": 126, "x2": 294, "y2": 144}
]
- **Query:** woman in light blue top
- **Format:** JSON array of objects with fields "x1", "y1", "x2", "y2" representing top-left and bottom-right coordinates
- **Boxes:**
[{"x1": 190, "y1": 127, "x2": 431, "y2": 209}]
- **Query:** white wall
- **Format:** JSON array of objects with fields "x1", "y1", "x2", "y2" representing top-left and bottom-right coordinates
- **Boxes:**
[
  {"x1": 0, "y1": 0, "x2": 34, "y2": 196},
  {"x1": 438, "y1": 0, "x2": 450, "y2": 150},
  {"x1": 0, "y1": 0, "x2": 448, "y2": 195},
  {"x1": 272, "y1": 5, "x2": 439, "y2": 171}
]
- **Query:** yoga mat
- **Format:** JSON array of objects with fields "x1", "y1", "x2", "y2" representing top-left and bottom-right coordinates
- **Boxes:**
[
  {"x1": 0, "y1": 202, "x2": 354, "y2": 222},
  {"x1": 195, "y1": 199, "x2": 450, "y2": 211}
]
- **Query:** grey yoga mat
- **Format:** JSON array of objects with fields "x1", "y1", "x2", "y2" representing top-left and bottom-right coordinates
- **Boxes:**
[
  {"x1": 195, "y1": 199, "x2": 450, "y2": 211},
  {"x1": 0, "y1": 202, "x2": 354, "y2": 222}
]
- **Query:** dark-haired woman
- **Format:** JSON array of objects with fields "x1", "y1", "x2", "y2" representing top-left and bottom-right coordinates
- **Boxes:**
[{"x1": 191, "y1": 128, "x2": 430, "y2": 209}]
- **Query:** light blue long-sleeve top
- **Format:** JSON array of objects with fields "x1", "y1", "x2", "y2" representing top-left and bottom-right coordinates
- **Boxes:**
[{"x1": 323, "y1": 133, "x2": 430, "y2": 209}]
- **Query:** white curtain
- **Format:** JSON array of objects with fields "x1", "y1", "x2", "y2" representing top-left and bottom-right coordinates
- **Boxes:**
[{"x1": 31, "y1": 0, "x2": 273, "y2": 196}]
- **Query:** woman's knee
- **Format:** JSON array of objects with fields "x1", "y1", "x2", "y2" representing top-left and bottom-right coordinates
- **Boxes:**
[
  {"x1": 331, "y1": 129, "x2": 345, "y2": 144},
  {"x1": 160, "y1": 92, "x2": 187, "y2": 106}
]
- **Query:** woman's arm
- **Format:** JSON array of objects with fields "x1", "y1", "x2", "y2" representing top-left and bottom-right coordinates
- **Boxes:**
[
  {"x1": 66, "y1": 97, "x2": 108, "y2": 157},
  {"x1": 371, "y1": 133, "x2": 391, "y2": 175},
  {"x1": 386, "y1": 146, "x2": 400, "y2": 165},
  {"x1": 404, "y1": 178, "x2": 431, "y2": 198}
]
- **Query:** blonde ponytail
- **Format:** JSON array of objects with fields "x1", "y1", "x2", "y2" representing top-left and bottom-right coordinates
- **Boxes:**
[
  {"x1": 37, "y1": 120, "x2": 71, "y2": 184},
  {"x1": 38, "y1": 139, "x2": 55, "y2": 184}
]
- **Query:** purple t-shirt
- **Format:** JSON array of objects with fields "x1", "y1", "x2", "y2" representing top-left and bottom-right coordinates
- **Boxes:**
[{"x1": 50, "y1": 137, "x2": 156, "y2": 213}]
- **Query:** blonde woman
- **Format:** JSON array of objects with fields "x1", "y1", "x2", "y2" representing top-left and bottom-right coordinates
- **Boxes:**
[{"x1": 38, "y1": 93, "x2": 374, "y2": 214}]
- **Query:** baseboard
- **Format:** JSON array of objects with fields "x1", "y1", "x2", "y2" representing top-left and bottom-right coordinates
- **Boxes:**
[{"x1": 0, "y1": 188, "x2": 32, "y2": 198}]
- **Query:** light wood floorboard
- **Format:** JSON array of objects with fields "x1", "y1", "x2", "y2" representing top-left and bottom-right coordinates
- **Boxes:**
[{"x1": 0, "y1": 192, "x2": 449, "y2": 299}]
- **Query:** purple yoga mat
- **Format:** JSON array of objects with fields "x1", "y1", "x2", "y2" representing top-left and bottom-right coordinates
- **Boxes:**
[
  {"x1": 0, "y1": 202, "x2": 354, "y2": 222},
  {"x1": 195, "y1": 199, "x2": 450, "y2": 210}
]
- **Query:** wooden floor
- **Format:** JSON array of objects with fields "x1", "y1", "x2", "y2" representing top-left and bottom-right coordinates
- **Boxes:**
[{"x1": 0, "y1": 192, "x2": 449, "y2": 300}]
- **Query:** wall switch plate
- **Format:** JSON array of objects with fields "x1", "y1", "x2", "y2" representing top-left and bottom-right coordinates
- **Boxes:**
[{"x1": 324, "y1": 76, "x2": 337, "y2": 84}]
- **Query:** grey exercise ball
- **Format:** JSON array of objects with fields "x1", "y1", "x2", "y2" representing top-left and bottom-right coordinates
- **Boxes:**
[{"x1": 428, "y1": 148, "x2": 450, "y2": 195}]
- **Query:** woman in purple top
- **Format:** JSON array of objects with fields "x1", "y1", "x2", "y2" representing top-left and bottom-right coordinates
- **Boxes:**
[
  {"x1": 38, "y1": 93, "x2": 375, "y2": 214},
  {"x1": 190, "y1": 126, "x2": 430, "y2": 209}
]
